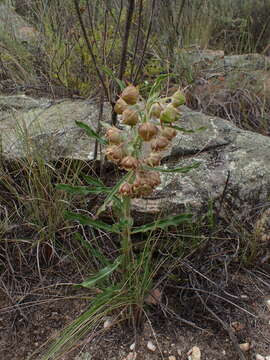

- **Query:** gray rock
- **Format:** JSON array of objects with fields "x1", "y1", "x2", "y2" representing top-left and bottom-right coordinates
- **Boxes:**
[
  {"x1": 132, "y1": 107, "x2": 270, "y2": 220},
  {"x1": 0, "y1": 95, "x2": 269, "y2": 221},
  {"x1": 0, "y1": 4, "x2": 39, "y2": 43},
  {"x1": 0, "y1": 96, "x2": 111, "y2": 160}
]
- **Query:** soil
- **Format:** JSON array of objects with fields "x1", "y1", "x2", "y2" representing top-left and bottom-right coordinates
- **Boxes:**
[{"x1": 0, "y1": 262, "x2": 269, "y2": 360}]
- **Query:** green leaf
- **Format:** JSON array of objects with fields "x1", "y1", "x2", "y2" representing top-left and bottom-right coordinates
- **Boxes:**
[
  {"x1": 149, "y1": 73, "x2": 175, "y2": 98},
  {"x1": 75, "y1": 121, "x2": 108, "y2": 145},
  {"x1": 65, "y1": 211, "x2": 119, "y2": 233},
  {"x1": 56, "y1": 184, "x2": 109, "y2": 195},
  {"x1": 131, "y1": 214, "x2": 192, "y2": 234},
  {"x1": 143, "y1": 162, "x2": 200, "y2": 173},
  {"x1": 96, "y1": 172, "x2": 130, "y2": 217},
  {"x1": 101, "y1": 66, "x2": 126, "y2": 90},
  {"x1": 74, "y1": 233, "x2": 110, "y2": 267},
  {"x1": 82, "y1": 174, "x2": 104, "y2": 187},
  {"x1": 77, "y1": 256, "x2": 122, "y2": 289},
  {"x1": 171, "y1": 125, "x2": 207, "y2": 134}
]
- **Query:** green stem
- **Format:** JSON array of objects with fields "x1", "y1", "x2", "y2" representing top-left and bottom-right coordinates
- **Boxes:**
[{"x1": 121, "y1": 196, "x2": 132, "y2": 276}]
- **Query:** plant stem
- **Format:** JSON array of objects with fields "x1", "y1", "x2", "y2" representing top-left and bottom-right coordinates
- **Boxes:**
[{"x1": 121, "y1": 196, "x2": 132, "y2": 275}]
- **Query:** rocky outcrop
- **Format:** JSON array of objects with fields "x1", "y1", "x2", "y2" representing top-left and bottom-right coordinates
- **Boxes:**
[
  {"x1": 180, "y1": 51, "x2": 270, "y2": 136},
  {"x1": 0, "y1": 95, "x2": 111, "y2": 160},
  {"x1": 0, "y1": 4, "x2": 38, "y2": 43},
  {"x1": 132, "y1": 106, "x2": 270, "y2": 222},
  {"x1": 0, "y1": 95, "x2": 269, "y2": 222}
]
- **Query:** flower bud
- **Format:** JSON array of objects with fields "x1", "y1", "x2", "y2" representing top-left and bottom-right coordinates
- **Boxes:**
[
  {"x1": 138, "y1": 122, "x2": 158, "y2": 141},
  {"x1": 121, "y1": 108, "x2": 139, "y2": 126},
  {"x1": 147, "y1": 171, "x2": 161, "y2": 188},
  {"x1": 151, "y1": 136, "x2": 169, "y2": 152},
  {"x1": 132, "y1": 172, "x2": 153, "y2": 197},
  {"x1": 159, "y1": 126, "x2": 177, "y2": 140},
  {"x1": 119, "y1": 182, "x2": 134, "y2": 197},
  {"x1": 120, "y1": 156, "x2": 140, "y2": 171},
  {"x1": 149, "y1": 102, "x2": 163, "y2": 119},
  {"x1": 121, "y1": 85, "x2": 139, "y2": 105},
  {"x1": 171, "y1": 89, "x2": 186, "y2": 108},
  {"x1": 105, "y1": 127, "x2": 123, "y2": 144},
  {"x1": 104, "y1": 145, "x2": 125, "y2": 164},
  {"x1": 160, "y1": 104, "x2": 179, "y2": 123},
  {"x1": 144, "y1": 153, "x2": 162, "y2": 167},
  {"x1": 114, "y1": 98, "x2": 128, "y2": 114}
]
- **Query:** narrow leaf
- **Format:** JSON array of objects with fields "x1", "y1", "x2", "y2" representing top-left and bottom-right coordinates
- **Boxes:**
[
  {"x1": 56, "y1": 184, "x2": 109, "y2": 195},
  {"x1": 171, "y1": 125, "x2": 207, "y2": 133},
  {"x1": 101, "y1": 66, "x2": 126, "y2": 90},
  {"x1": 96, "y1": 172, "x2": 130, "y2": 217},
  {"x1": 143, "y1": 162, "x2": 200, "y2": 173},
  {"x1": 78, "y1": 256, "x2": 122, "y2": 289},
  {"x1": 132, "y1": 214, "x2": 192, "y2": 234},
  {"x1": 65, "y1": 211, "x2": 118, "y2": 233},
  {"x1": 75, "y1": 121, "x2": 108, "y2": 145},
  {"x1": 82, "y1": 174, "x2": 104, "y2": 187}
]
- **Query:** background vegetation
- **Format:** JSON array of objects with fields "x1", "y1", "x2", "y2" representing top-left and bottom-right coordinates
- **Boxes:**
[{"x1": 0, "y1": 1, "x2": 269, "y2": 359}]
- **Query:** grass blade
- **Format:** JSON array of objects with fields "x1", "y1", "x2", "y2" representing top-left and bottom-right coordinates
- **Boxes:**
[
  {"x1": 75, "y1": 121, "x2": 108, "y2": 145},
  {"x1": 131, "y1": 214, "x2": 192, "y2": 234}
]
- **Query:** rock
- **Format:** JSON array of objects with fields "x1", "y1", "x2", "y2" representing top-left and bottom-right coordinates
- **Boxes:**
[
  {"x1": 103, "y1": 317, "x2": 113, "y2": 329},
  {"x1": 184, "y1": 52, "x2": 270, "y2": 136},
  {"x1": 132, "y1": 106, "x2": 270, "y2": 223},
  {"x1": 265, "y1": 298, "x2": 270, "y2": 311},
  {"x1": 75, "y1": 353, "x2": 92, "y2": 360},
  {"x1": 1, "y1": 96, "x2": 270, "y2": 224},
  {"x1": 231, "y1": 321, "x2": 245, "y2": 332},
  {"x1": 255, "y1": 209, "x2": 270, "y2": 243},
  {"x1": 187, "y1": 346, "x2": 201, "y2": 360},
  {"x1": 125, "y1": 352, "x2": 137, "y2": 360},
  {"x1": 144, "y1": 288, "x2": 162, "y2": 305},
  {"x1": 0, "y1": 97, "x2": 111, "y2": 161},
  {"x1": 130, "y1": 343, "x2": 135, "y2": 351},
  {"x1": 147, "y1": 341, "x2": 156, "y2": 352},
  {"x1": 239, "y1": 343, "x2": 250, "y2": 351},
  {"x1": 255, "y1": 355, "x2": 265, "y2": 360},
  {"x1": 0, "y1": 4, "x2": 39, "y2": 43}
]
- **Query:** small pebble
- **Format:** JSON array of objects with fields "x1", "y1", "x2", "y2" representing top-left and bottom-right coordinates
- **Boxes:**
[
  {"x1": 240, "y1": 294, "x2": 248, "y2": 299},
  {"x1": 130, "y1": 343, "x2": 135, "y2": 351},
  {"x1": 103, "y1": 318, "x2": 113, "y2": 329},
  {"x1": 222, "y1": 350, "x2": 226, "y2": 355},
  {"x1": 126, "y1": 352, "x2": 137, "y2": 360},
  {"x1": 231, "y1": 321, "x2": 245, "y2": 332},
  {"x1": 168, "y1": 356, "x2": 176, "y2": 360},
  {"x1": 256, "y1": 354, "x2": 265, "y2": 360},
  {"x1": 239, "y1": 343, "x2": 250, "y2": 351},
  {"x1": 266, "y1": 299, "x2": 270, "y2": 311},
  {"x1": 147, "y1": 340, "x2": 156, "y2": 352},
  {"x1": 187, "y1": 346, "x2": 201, "y2": 360},
  {"x1": 177, "y1": 349, "x2": 182, "y2": 356},
  {"x1": 265, "y1": 357, "x2": 270, "y2": 360}
]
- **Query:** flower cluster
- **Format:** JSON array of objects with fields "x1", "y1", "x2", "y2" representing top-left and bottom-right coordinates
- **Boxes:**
[{"x1": 104, "y1": 84, "x2": 186, "y2": 198}]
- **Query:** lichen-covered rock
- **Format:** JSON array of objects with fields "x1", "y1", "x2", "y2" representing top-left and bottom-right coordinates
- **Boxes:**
[
  {"x1": 0, "y1": 4, "x2": 38, "y2": 43},
  {"x1": 0, "y1": 96, "x2": 111, "y2": 160},
  {"x1": 132, "y1": 106, "x2": 270, "y2": 221},
  {"x1": 1, "y1": 95, "x2": 269, "y2": 222}
]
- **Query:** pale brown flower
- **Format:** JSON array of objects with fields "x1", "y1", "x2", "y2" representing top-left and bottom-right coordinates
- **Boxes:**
[
  {"x1": 138, "y1": 122, "x2": 158, "y2": 141},
  {"x1": 121, "y1": 108, "x2": 139, "y2": 126},
  {"x1": 121, "y1": 85, "x2": 139, "y2": 105},
  {"x1": 120, "y1": 156, "x2": 140, "y2": 171},
  {"x1": 104, "y1": 145, "x2": 125, "y2": 164},
  {"x1": 119, "y1": 182, "x2": 134, "y2": 197},
  {"x1": 151, "y1": 136, "x2": 169, "y2": 152},
  {"x1": 144, "y1": 153, "x2": 162, "y2": 167},
  {"x1": 105, "y1": 127, "x2": 123, "y2": 145}
]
